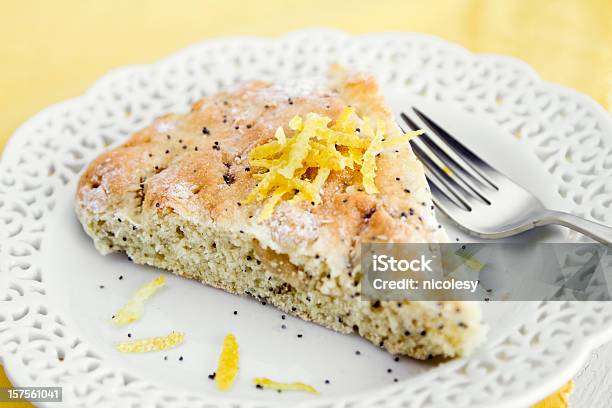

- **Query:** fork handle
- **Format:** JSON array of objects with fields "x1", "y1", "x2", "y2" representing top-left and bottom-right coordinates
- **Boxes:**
[{"x1": 536, "y1": 210, "x2": 612, "y2": 246}]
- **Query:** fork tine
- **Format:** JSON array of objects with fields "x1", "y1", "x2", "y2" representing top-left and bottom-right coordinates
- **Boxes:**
[
  {"x1": 426, "y1": 175, "x2": 460, "y2": 219},
  {"x1": 411, "y1": 134, "x2": 491, "y2": 205},
  {"x1": 401, "y1": 112, "x2": 495, "y2": 193},
  {"x1": 400, "y1": 113, "x2": 491, "y2": 205},
  {"x1": 423, "y1": 167, "x2": 472, "y2": 213},
  {"x1": 410, "y1": 139, "x2": 472, "y2": 211},
  {"x1": 417, "y1": 134, "x2": 491, "y2": 203},
  {"x1": 410, "y1": 108, "x2": 499, "y2": 190}
]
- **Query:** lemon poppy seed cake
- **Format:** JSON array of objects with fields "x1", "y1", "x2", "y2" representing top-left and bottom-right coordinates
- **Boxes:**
[{"x1": 76, "y1": 66, "x2": 485, "y2": 359}]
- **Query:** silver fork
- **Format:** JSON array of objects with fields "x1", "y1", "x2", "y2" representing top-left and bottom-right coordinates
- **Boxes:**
[{"x1": 400, "y1": 107, "x2": 612, "y2": 245}]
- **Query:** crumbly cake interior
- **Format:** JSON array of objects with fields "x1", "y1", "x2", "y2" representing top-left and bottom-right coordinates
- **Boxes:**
[
  {"x1": 85, "y1": 212, "x2": 482, "y2": 359},
  {"x1": 77, "y1": 67, "x2": 485, "y2": 359}
]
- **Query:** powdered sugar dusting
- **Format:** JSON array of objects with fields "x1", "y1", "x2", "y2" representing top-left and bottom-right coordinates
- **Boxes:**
[
  {"x1": 268, "y1": 202, "x2": 319, "y2": 247},
  {"x1": 80, "y1": 185, "x2": 107, "y2": 213},
  {"x1": 79, "y1": 165, "x2": 123, "y2": 213},
  {"x1": 156, "y1": 121, "x2": 176, "y2": 133},
  {"x1": 271, "y1": 76, "x2": 328, "y2": 98},
  {"x1": 166, "y1": 181, "x2": 194, "y2": 200}
]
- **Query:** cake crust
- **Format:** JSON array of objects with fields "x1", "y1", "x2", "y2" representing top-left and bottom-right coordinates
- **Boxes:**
[{"x1": 76, "y1": 67, "x2": 485, "y2": 359}]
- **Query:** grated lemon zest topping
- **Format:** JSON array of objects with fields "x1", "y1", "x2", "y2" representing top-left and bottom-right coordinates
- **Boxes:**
[
  {"x1": 289, "y1": 115, "x2": 303, "y2": 131},
  {"x1": 464, "y1": 256, "x2": 484, "y2": 272},
  {"x1": 360, "y1": 119, "x2": 385, "y2": 194},
  {"x1": 247, "y1": 107, "x2": 422, "y2": 221},
  {"x1": 116, "y1": 331, "x2": 184, "y2": 353},
  {"x1": 253, "y1": 377, "x2": 319, "y2": 394},
  {"x1": 112, "y1": 275, "x2": 166, "y2": 326},
  {"x1": 215, "y1": 334, "x2": 239, "y2": 391}
]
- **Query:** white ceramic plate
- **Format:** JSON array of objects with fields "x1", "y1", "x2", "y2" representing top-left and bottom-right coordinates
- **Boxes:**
[{"x1": 1, "y1": 29, "x2": 611, "y2": 408}]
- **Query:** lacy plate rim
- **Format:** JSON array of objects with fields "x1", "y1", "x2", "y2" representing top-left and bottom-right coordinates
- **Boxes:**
[{"x1": 2, "y1": 28, "x2": 611, "y2": 408}]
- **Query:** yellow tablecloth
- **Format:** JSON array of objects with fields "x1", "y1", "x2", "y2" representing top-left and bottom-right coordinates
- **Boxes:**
[{"x1": 1, "y1": 1, "x2": 610, "y2": 406}]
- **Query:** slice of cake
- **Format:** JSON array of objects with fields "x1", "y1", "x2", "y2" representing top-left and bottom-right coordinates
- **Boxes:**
[{"x1": 76, "y1": 66, "x2": 485, "y2": 359}]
